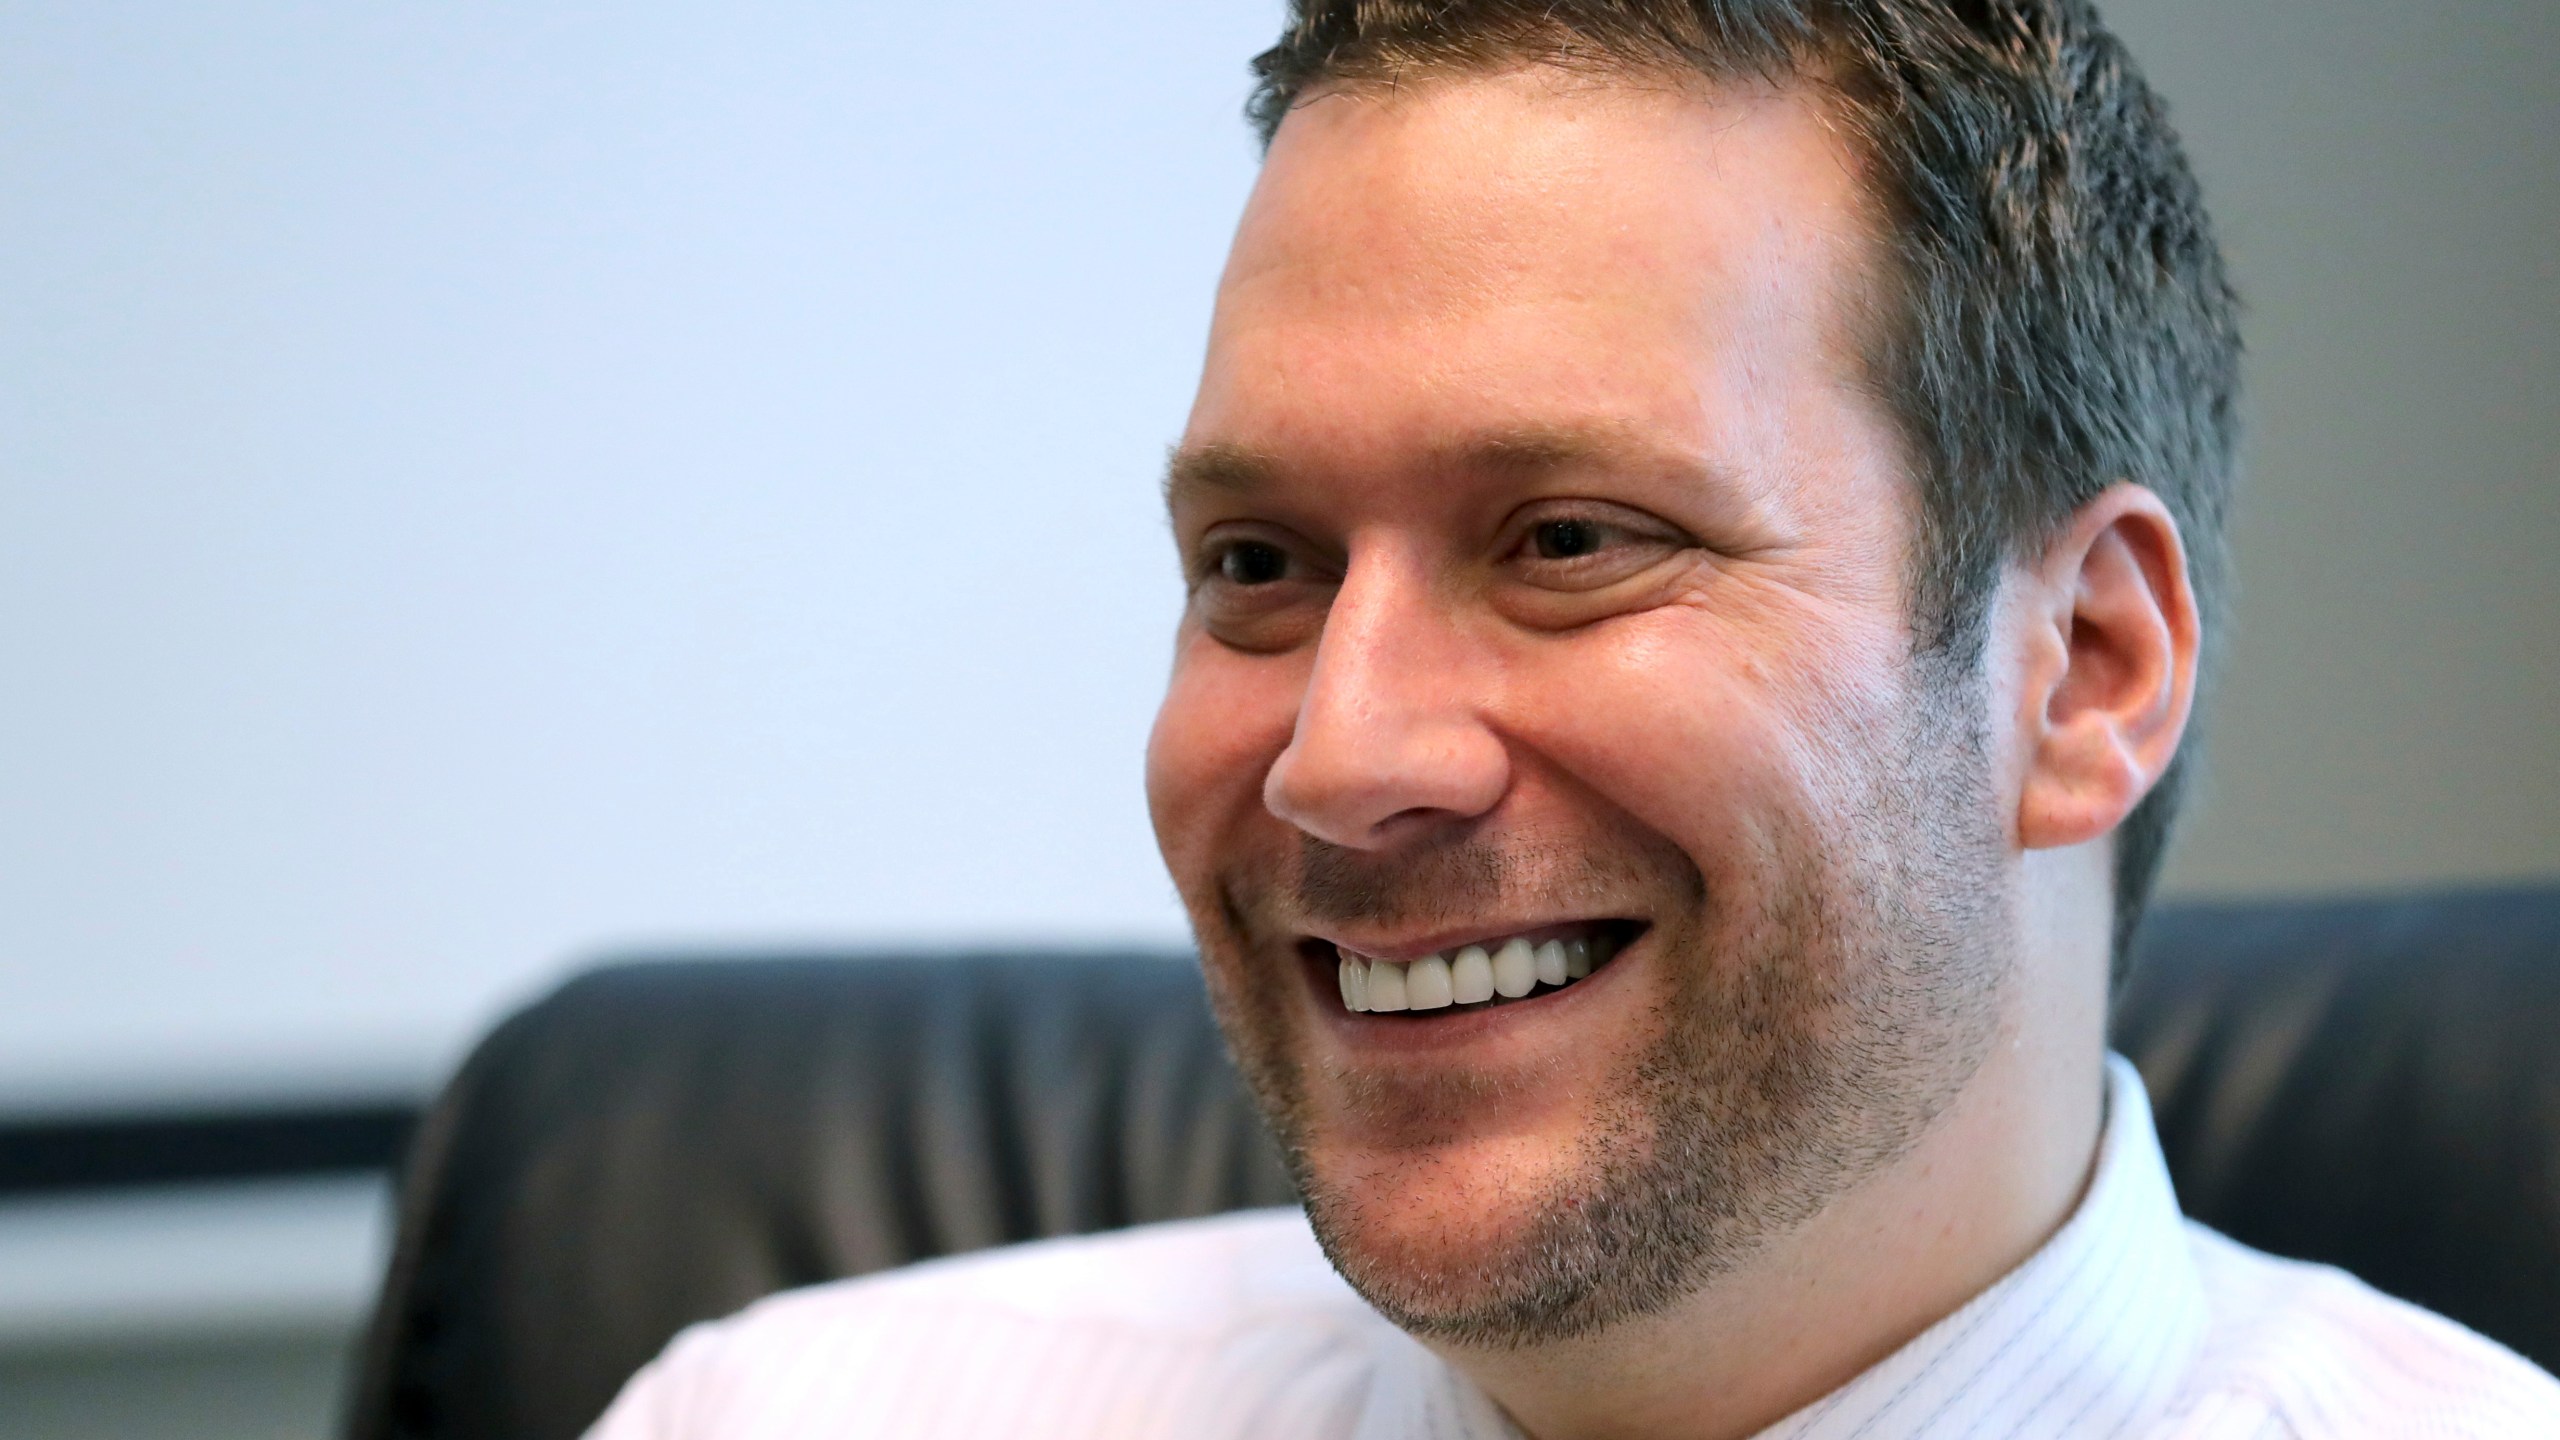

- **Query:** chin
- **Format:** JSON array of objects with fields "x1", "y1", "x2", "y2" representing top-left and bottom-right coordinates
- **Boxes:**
[
  {"x1": 1297, "y1": 1132, "x2": 1684, "y2": 1348},
  {"x1": 1319, "y1": 1161, "x2": 1547, "y2": 1274},
  {"x1": 1308, "y1": 1174, "x2": 1585, "y2": 1331},
  {"x1": 1285, "y1": 1075, "x2": 1679, "y2": 1347}
]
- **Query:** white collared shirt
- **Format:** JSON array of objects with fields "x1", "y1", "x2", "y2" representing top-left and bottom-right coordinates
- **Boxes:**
[{"x1": 588, "y1": 1057, "x2": 2560, "y2": 1438}]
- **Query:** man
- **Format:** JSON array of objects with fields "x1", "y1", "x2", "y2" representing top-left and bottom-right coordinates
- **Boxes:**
[{"x1": 589, "y1": 2, "x2": 2560, "y2": 1436}]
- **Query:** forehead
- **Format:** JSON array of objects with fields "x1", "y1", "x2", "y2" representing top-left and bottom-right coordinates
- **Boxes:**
[{"x1": 1186, "y1": 69, "x2": 1884, "y2": 481}]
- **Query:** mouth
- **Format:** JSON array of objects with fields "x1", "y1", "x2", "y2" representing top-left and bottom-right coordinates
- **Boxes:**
[{"x1": 1302, "y1": 920, "x2": 1642, "y2": 1016}]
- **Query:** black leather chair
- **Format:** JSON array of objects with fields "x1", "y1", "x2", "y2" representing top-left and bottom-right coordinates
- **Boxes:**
[{"x1": 344, "y1": 887, "x2": 2560, "y2": 1440}]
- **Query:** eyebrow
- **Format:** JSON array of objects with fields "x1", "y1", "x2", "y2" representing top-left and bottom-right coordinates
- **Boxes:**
[
  {"x1": 1162, "y1": 423, "x2": 1732, "y2": 507},
  {"x1": 1162, "y1": 442, "x2": 1283, "y2": 504},
  {"x1": 1458, "y1": 424, "x2": 1693, "y2": 480}
]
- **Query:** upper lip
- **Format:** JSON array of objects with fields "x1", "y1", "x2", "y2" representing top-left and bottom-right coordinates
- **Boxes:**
[{"x1": 1312, "y1": 916, "x2": 1622, "y2": 965}]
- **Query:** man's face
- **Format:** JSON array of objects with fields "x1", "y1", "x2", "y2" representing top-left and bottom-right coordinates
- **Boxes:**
[{"x1": 1147, "y1": 72, "x2": 2013, "y2": 1346}]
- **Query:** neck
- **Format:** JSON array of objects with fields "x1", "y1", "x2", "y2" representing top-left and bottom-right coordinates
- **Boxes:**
[{"x1": 1432, "y1": 870, "x2": 2111, "y2": 1440}]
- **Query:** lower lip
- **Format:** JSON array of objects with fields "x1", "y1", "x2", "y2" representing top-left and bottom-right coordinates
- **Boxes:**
[{"x1": 1302, "y1": 933, "x2": 1641, "y2": 1053}]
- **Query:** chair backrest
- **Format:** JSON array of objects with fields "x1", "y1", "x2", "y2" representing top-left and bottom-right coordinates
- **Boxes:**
[
  {"x1": 2110, "y1": 889, "x2": 2560, "y2": 1367},
  {"x1": 343, "y1": 888, "x2": 2560, "y2": 1440}
]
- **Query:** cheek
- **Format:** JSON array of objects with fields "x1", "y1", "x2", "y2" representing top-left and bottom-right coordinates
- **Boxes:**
[
  {"x1": 1145, "y1": 636, "x2": 1307, "y2": 882},
  {"x1": 1500, "y1": 604, "x2": 1911, "y2": 871}
]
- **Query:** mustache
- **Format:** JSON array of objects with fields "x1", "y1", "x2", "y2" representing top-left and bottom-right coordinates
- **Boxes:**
[{"x1": 1289, "y1": 828, "x2": 1700, "y2": 933}]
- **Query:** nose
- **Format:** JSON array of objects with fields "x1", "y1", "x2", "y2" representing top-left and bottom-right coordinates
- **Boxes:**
[{"x1": 1262, "y1": 549, "x2": 1510, "y2": 848}]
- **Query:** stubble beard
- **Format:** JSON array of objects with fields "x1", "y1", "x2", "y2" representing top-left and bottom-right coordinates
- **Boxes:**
[{"x1": 1192, "y1": 676, "x2": 2013, "y2": 1349}]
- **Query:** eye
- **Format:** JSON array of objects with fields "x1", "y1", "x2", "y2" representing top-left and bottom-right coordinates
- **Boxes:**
[
  {"x1": 1506, "y1": 507, "x2": 1682, "y2": 578},
  {"x1": 1188, "y1": 527, "x2": 1334, "y2": 653},
  {"x1": 1496, "y1": 502, "x2": 1699, "y2": 619},
  {"x1": 1531, "y1": 518, "x2": 1606, "y2": 560},
  {"x1": 1218, "y1": 540, "x2": 1290, "y2": 586}
]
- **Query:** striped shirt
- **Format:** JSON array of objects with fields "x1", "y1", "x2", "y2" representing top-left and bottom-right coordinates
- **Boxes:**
[{"x1": 588, "y1": 1057, "x2": 2560, "y2": 1438}]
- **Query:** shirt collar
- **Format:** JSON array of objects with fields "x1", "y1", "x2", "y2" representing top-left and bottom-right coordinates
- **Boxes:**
[{"x1": 1759, "y1": 1054, "x2": 2207, "y2": 1440}]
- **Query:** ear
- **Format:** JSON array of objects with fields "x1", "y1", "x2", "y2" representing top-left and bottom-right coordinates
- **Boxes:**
[{"x1": 2012, "y1": 484, "x2": 2201, "y2": 851}]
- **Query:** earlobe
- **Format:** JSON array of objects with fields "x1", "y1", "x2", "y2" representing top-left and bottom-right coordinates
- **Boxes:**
[{"x1": 2014, "y1": 486, "x2": 2200, "y2": 852}]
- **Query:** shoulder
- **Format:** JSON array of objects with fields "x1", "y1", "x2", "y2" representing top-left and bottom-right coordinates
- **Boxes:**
[
  {"x1": 2170, "y1": 1222, "x2": 2560, "y2": 1438},
  {"x1": 582, "y1": 1208, "x2": 1396, "y2": 1440}
]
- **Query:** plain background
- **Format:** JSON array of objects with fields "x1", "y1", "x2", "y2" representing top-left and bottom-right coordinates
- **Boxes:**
[{"x1": 0, "y1": 0, "x2": 2552, "y2": 1432}]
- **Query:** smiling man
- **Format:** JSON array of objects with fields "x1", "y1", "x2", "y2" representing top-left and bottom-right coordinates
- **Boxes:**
[{"x1": 588, "y1": 3, "x2": 2560, "y2": 1437}]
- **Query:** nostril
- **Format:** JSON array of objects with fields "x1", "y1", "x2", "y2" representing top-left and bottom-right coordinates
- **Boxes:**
[{"x1": 1264, "y1": 720, "x2": 1512, "y2": 847}]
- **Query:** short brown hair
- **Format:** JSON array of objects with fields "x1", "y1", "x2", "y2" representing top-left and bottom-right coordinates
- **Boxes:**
[{"x1": 1248, "y1": 0, "x2": 2241, "y2": 980}]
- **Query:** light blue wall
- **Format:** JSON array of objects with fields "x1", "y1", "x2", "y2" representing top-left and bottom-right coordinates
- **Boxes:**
[{"x1": 0, "y1": 1, "x2": 1271, "y2": 1107}]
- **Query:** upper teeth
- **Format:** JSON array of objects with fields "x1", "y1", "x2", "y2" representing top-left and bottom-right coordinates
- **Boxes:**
[{"x1": 1337, "y1": 933, "x2": 1602, "y2": 1013}]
